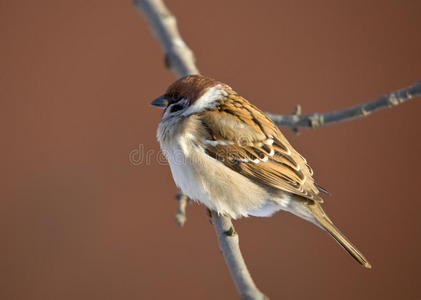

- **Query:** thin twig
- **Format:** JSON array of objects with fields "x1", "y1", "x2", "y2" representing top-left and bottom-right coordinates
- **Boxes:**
[
  {"x1": 267, "y1": 81, "x2": 421, "y2": 130},
  {"x1": 134, "y1": 0, "x2": 266, "y2": 298},
  {"x1": 133, "y1": 0, "x2": 199, "y2": 77},
  {"x1": 211, "y1": 211, "x2": 268, "y2": 300}
]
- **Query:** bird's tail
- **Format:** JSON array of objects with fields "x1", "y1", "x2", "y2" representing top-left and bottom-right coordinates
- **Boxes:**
[{"x1": 306, "y1": 202, "x2": 372, "y2": 269}]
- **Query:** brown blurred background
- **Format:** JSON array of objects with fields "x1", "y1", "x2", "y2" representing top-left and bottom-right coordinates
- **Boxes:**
[{"x1": 1, "y1": 0, "x2": 420, "y2": 299}]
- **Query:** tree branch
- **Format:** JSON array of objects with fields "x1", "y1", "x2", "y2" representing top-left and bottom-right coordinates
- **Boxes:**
[
  {"x1": 267, "y1": 81, "x2": 421, "y2": 130},
  {"x1": 211, "y1": 211, "x2": 267, "y2": 300},
  {"x1": 134, "y1": 0, "x2": 266, "y2": 298},
  {"x1": 134, "y1": 0, "x2": 199, "y2": 77}
]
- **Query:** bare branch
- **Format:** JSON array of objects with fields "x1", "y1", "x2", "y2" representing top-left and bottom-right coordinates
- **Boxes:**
[
  {"x1": 211, "y1": 211, "x2": 268, "y2": 300},
  {"x1": 267, "y1": 81, "x2": 421, "y2": 130},
  {"x1": 133, "y1": 0, "x2": 199, "y2": 77},
  {"x1": 134, "y1": 0, "x2": 266, "y2": 298}
]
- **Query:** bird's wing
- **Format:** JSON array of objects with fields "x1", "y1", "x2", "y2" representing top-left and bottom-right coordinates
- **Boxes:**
[{"x1": 196, "y1": 93, "x2": 323, "y2": 202}]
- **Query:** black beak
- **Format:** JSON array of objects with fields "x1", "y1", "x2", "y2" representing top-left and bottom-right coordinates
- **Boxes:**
[{"x1": 150, "y1": 96, "x2": 168, "y2": 108}]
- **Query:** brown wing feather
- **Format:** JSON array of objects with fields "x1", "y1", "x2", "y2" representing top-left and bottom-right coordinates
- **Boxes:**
[{"x1": 197, "y1": 92, "x2": 323, "y2": 202}]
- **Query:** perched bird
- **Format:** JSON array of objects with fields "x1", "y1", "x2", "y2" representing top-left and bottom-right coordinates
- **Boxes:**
[{"x1": 151, "y1": 74, "x2": 371, "y2": 268}]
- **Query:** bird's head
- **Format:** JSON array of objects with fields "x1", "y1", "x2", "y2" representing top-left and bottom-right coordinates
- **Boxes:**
[{"x1": 151, "y1": 75, "x2": 231, "y2": 119}]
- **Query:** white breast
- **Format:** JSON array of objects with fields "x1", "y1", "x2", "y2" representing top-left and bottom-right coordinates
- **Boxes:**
[{"x1": 158, "y1": 122, "x2": 280, "y2": 219}]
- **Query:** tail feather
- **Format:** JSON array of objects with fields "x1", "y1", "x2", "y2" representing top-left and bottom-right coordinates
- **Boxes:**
[{"x1": 307, "y1": 203, "x2": 372, "y2": 269}]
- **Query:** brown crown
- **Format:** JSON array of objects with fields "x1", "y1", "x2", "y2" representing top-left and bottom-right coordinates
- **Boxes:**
[{"x1": 165, "y1": 75, "x2": 224, "y2": 104}]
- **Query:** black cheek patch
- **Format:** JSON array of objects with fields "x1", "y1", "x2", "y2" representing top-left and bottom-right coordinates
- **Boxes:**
[{"x1": 169, "y1": 104, "x2": 184, "y2": 113}]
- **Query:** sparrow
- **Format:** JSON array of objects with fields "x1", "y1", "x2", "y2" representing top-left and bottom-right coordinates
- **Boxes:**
[{"x1": 151, "y1": 74, "x2": 371, "y2": 268}]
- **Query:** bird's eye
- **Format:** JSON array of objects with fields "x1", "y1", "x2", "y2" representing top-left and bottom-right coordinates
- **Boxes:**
[{"x1": 172, "y1": 92, "x2": 182, "y2": 102}]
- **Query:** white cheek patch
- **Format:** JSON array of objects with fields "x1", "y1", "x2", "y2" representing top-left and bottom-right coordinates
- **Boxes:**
[{"x1": 182, "y1": 84, "x2": 225, "y2": 116}]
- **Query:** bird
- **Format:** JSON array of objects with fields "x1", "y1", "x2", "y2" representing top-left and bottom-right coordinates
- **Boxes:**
[{"x1": 151, "y1": 74, "x2": 371, "y2": 268}]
